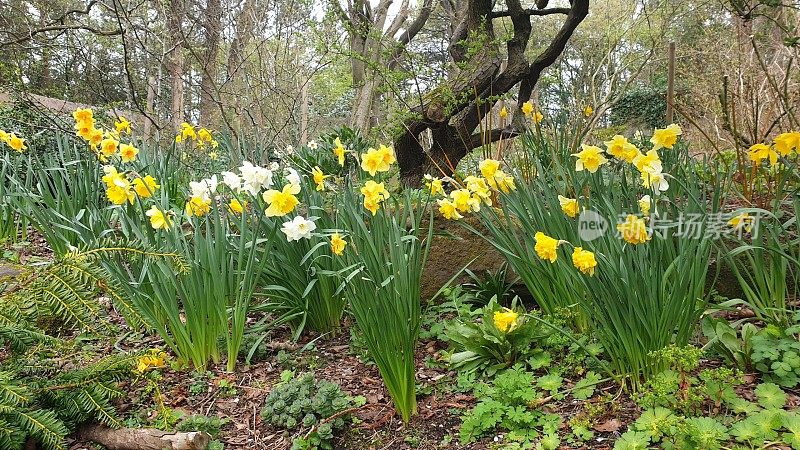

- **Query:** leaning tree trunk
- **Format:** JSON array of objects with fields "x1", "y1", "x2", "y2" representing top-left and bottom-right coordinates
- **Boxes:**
[{"x1": 394, "y1": 0, "x2": 590, "y2": 186}]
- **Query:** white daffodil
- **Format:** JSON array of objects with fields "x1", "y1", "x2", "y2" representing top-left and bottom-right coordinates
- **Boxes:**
[{"x1": 281, "y1": 215, "x2": 316, "y2": 241}]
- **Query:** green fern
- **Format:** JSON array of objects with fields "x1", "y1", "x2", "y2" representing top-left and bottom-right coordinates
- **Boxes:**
[{"x1": 0, "y1": 243, "x2": 179, "y2": 449}]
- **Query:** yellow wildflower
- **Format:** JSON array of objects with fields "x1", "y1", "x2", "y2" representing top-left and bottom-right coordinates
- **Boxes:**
[
  {"x1": 572, "y1": 144, "x2": 608, "y2": 173},
  {"x1": 209, "y1": 151, "x2": 218, "y2": 160},
  {"x1": 330, "y1": 233, "x2": 347, "y2": 255},
  {"x1": 135, "y1": 350, "x2": 167, "y2": 374},
  {"x1": 185, "y1": 195, "x2": 212, "y2": 217},
  {"x1": 572, "y1": 247, "x2": 597, "y2": 276},
  {"x1": 617, "y1": 214, "x2": 650, "y2": 245},
  {"x1": 583, "y1": 105, "x2": 594, "y2": 117},
  {"x1": 262, "y1": 183, "x2": 301, "y2": 217},
  {"x1": 534, "y1": 232, "x2": 560, "y2": 263},
  {"x1": 146, "y1": 206, "x2": 172, "y2": 230},
  {"x1": 499, "y1": 106, "x2": 508, "y2": 119},
  {"x1": 437, "y1": 198, "x2": 463, "y2": 220},
  {"x1": 748, "y1": 143, "x2": 778, "y2": 167},
  {"x1": 650, "y1": 124, "x2": 682, "y2": 151},
  {"x1": 558, "y1": 195, "x2": 579, "y2": 218},
  {"x1": 311, "y1": 166, "x2": 328, "y2": 191},
  {"x1": 493, "y1": 308, "x2": 519, "y2": 333},
  {"x1": 604, "y1": 135, "x2": 639, "y2": 163}
]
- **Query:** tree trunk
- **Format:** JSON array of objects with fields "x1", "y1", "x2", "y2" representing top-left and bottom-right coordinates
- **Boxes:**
[
  {"x1": 79, "y1": 424, "x2": 210, "y2": 450},
  {"x1": 167, "y1": 0, "x2": 185, "y2": 130},
  {"x1": 200, "y1": 0, "x2": 222, "y2": 126}
]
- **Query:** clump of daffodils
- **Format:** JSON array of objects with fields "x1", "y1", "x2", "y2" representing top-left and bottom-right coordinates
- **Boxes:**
[
  {"x1": 0, "y1": 129, "x2": 27, "y2": 152},
  {"x1": 431, "y1": 158, "x2": 517, "y2": 222},
  {"x1": 73, "y1": 108, "x2": 140, "y2": 163},
  {"x1": 175, "y1": 122, "x2": 219, "y2": 150}
]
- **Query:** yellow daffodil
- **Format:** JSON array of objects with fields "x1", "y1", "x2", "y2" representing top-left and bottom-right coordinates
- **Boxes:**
[
  {"x1": 263, "y1": 183, "x2": 301, "y2": 217},
  {"x1": 572, "y1": 144, "x2": 608, "y2": 173},
  {"x1": 499, "y1": 106, "x2": 508, "y2": 119},
  {"x1": 617, "y1": 214, "x2": 650, "y2": 245},
  {"x1": 133, "y1": 175, "x2": 160, "y2": 198},
  {"x1": 6, "y1": 133, "x2": 26, "y2": 152},
  {"x1": 480, "y1": 159, "x2": 500, "y2": 180},
  {"x1": 119, "y1": 143, "x2": 139, "y2": 163},
  {"x1": 209, "y1": 151, "x2": 218, "y2": 160},
  {"x1": 583, "y1": 105, "x2": 593, "y2": 117},
  {"x1": 134, "y1": 350, "x2": 167, "y2": 374},
  {"x1": 361, "y1": 180, "x2": 390, "y2": 215},
  {"x1": 228, "y1": 198, "x2": 246, "y2": 215},
  {"x1": 330, "y1": 233, "x2": 347, "y2": 255},
  {"x1": 146, "y1": 206, "x2": 172, "y2": 230},
  {"x1": 633, "y1": 150, "x2": 662, "y2": 173},
  {"x1": 180, "y1": 122, "x2": 197, "y2": 141},
  {"x1": 185, "y1": 195, "x2": 212, "y2": 217},
  {"x1": 493, "y1": 308, "x2": 519, "y2": 333},
  {"x1": 774, "y1": 131, "x2": 800, "y2": 157},
  {"x1": 198, "y1": 127, "x2": 213, "y2": 142},
  {"x1": 73, "y1": 108, "x2": 94, "y2": 123},
  {"x1": 87, "y1": 128, "x2": 104, "y2": 148},
  {"x1": 0, "y1": 130, "x2": 8, "y2": 145},
  {"x1": 521, "y1": 101, "x2": 533, "y2": 117},
  {"x1": 106, "y1": 182, "x2": 135, "y2": 205},
  {"x1": 437, "y1": 198, "x2": 463, "y2": 220},
  {"x1": 360, "y1": 145, "x2": 395, "y2": 176},
  {"x1": 334, "y1": 137, "x2": 346, "y2": 166},
  {"x1": 572, "y1": 247, "x2": 597, "y2": 276},
  {"x1": 534, "y1": 232, "x2": 560, "y2": 263},
  {"x1": 464, "y1": 176, "x2": 492, "y2": 204},
  {"x1": 558, "y1": 195, "x2": 579, "y2": 218},
  {"x1": 100, "y1": 138, "x2": 119, "y2": 158},
  {"x1": 450, "y1": 188, "x2": 480, "y2": 213},
  {"x1": 115, "y1": 116, "x2": 131, "y2": 134},
  {"x1": 650, "y1": 124, "x2": 682, "y2": 151},
  {"x1": 604, "y1": 135, "x2": 638, "y2": 163},
  {"x1": 424, "y1": 174, "x2": 444, "y2": 196},
  {"x1": 728, "y1": 212, "x2": 753, "y2": 233},
  {"x1": 639, "y1": 195, "x2": 651, "y2": 216},
  {"x1": 311, "y1": 166, "x2": 329, "y2": 191},
  {"x1": 748, "y1": 143, "x2": 779, "y2": 167}
]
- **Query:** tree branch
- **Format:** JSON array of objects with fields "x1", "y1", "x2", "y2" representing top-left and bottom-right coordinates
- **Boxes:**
[{"x1": 491, "y1": 7, "x2": 571, "y2": 18}]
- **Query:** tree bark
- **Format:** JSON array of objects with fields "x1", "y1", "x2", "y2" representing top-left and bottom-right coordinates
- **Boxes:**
[
  {"x1": 394, "y1": 0, "x2": 590, "y2": 186},
  {"x1": 166, "y1": 0, "x2": 185, "y2": 130},
  {"x1": 78, "y1": 424, "x2": 211, "y2": 450},
  {"x1": 200, "y1": 0, "x2": 222, "y2": 126}
]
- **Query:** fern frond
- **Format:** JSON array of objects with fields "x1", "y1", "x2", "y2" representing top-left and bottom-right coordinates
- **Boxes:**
[
  {"x1": 72, "y1": 241, "x2": 190, "y2": 275},
  {"x1": 0, "y1": 418, "x2": 25, "y2": 450},
  {"x1": 0, "y1": 373, "x2": 32, "y2": 407},
  {"x1": 12, "y1": 409, "x2": 68, "y2": 450}
]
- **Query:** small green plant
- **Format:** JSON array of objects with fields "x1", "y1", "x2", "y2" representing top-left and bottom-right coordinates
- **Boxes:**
[
  {"x1": 463, "y1": 262, "x2": 519, "y2": 305},
  {"x1": 261, "y1": 373, "x2": 362, "y2": 450},
  {"x1": 444, "y1": 297, "x2": 553, "y2": 375},
  {"x1": 751, "y1": 325, "x2": 800, "y2": 387},
  {"x1": 177, "y1": 414, "x2": 230, "y2": 438},
  {"x1": 459, "y1": 365, "x2": 584, "y2": 447}
]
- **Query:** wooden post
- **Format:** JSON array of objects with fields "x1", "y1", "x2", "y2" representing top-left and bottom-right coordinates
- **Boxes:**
[{"x1": 666, "y1": 41, "x2": 676, "y2": 123}]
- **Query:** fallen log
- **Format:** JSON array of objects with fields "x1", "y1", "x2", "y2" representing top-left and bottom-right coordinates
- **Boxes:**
[{"x1": 78, "y1": 424, "x2": 211, "y2": 450}]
